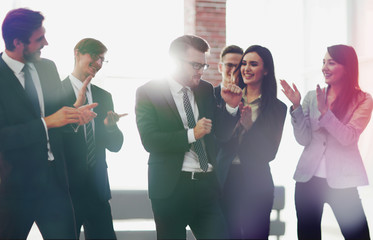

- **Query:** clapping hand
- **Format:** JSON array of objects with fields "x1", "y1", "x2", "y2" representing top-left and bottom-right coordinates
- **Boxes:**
[
  {"x1": 316, "y1": 84, "x2": 327, "y2": 116},
  {"x1": 74, "y1": 75, "x2": 93, "y2": 108},
  {"x1": 238, "y1": 102, "x2": 253, "y2": 130},
  {"x1": 280, "y1": 79, "x2": 301, "y2": 110},
  {"x1": 44, "y1": 103, "x2": 98, "y2": 129},
  {"x1": 78, "y1": 103, "x2": 98, "y2": 125},
  {"x1": 104, "y1": 111, "x2": 128, "y2": 127}
]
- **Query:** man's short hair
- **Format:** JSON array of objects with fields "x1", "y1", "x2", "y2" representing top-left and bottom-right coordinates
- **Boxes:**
[
  {"x1": 169, "y1": 35, "x2": 210, "y2": 59},
  {"x1": 2, "y1": 8, "x2": 44, "y2": 51},
  {"x1": 220, "y1": 45, "x2": 243, "y2": 61},
  {"x1": 74, "y1": 38, "x2": 107, "y2": 56}
]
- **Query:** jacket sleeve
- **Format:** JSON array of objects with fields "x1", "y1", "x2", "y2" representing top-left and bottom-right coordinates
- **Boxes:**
[
  {"x1": 291, "y1": 91, "x2": 313, "y2": 146},
  {"x1": 0, "y1": 107, "x2": 47, "y2": 152},
  {"x1": 135, "y1": 84, "x2": 190, "y2": 154},
  {"x1": 318, "y1": 93, "x2": 373, "y2": 146}
]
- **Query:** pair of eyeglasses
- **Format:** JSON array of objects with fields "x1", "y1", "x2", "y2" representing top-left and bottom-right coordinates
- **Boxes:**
[
  {"x1": 223, "y1": 63, "x2": 238, "y2": 69},
  {"x1": 180, "y1": 59, "x2": 209, "y2": 71},
  {"x1": 91, "y1": 54, "x2": 108, "y2": 64}
]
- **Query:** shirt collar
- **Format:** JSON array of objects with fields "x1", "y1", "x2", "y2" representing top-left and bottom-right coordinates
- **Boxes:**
[
  {"x1": 167, "y1": 75, "x2": 190, "y2": 95},
  {"x1": 69, "y1": 74, "x2": 92, "y2": 93},
  {"x1": 242, "y1": 87, "x2": 262, "y2": 105},
  {"x1": 2, "y1": 51, "x2": 25, "y2": 75}
]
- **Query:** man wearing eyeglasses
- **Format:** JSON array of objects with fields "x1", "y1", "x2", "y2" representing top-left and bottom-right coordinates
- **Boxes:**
[
  {"x1": 61, "y1": 38, "x2": 125, "y2": 239},
  {"x1": 214, "y1": 45, "x2": 243, "y2": 107},
  {"x1": 135, "y1": 35, "x2": 243, "y2": 239}
]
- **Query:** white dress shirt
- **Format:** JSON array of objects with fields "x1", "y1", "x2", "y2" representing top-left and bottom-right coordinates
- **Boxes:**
[
  {"x1": 69, "y1": 74, "x2": 95, "y2": 139},
  {"x1": 168, "y1": 77, "x2": 238, "y2": 172}
]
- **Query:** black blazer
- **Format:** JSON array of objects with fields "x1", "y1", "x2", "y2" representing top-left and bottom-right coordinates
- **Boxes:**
[
  {"x1": 135, "y1": 79, "x2": 238, "y2": 199},
  {"x1": 0, "y1": 54, "x2": 69, "y2": 197},
  {"x1": 62, "y1": 77, "x2": 123, "y2": 201},
  {"x1": 216, "y1": 98, "x2": 287, "y2": 191}
]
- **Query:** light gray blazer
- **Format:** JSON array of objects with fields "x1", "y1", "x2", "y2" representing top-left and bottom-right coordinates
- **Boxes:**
[{"x1": 291, "y1": 89, "x2": 373, "y2": 188}]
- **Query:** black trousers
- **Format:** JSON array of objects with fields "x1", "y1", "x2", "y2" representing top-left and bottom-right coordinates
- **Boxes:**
[
  {"x1": 72, "y1": 193, "x2": 116, "y2": 240},
  {"x1": 0, "y1": 162, "x2": 77, "y2": 240},
  {"x1": 221, "y1": 164, "x2": 273, "y2": 240},
  {"x1": 295, "y1": 177, "x2": 370, "y2": 240},
  {"x1": 151, "y1": 171, "x2": 229, "y2": 240}
]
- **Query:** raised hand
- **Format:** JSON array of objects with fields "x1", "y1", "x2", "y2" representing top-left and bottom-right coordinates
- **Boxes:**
[
  {"x1": 280, "y1": 79, "x2": 301, "y2": 110},
  {"x1": 77, "y1": 103, "x2": 98, "y2": 125},
  {"x1": 194, "y1": 117, "x2": 212, "y2": 140},
  {"x1": 74, "y1": 75, "x2": 93, "y2": 108},
  {"x1": 316, "y1": 84, "x2": 327, "y2": 116},
  {"x1": 238, "y1": 102, "x2": 253, "y2": 130},
  {"x1": 104, "y1": 111, "x2": 128, "y2": 126},
  {"x1": 221, "y1": 76, "x2": 243, "y2": 108}
]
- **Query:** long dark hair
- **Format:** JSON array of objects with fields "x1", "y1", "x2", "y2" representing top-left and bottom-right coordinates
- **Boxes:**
[
  {"x1": 235, "y1": 45, "x2": 278, "y2": 114},
  {"x1": 327, "y1": 44, "x2": 361, "y2": 120}
]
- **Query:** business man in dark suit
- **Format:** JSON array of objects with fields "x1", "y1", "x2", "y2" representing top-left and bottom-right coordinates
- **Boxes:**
[
  {"x1": 0, "y1": 8, "x2": 96, "y2": 239},
  {"x1": 135, "y1": 35, "x2": 243, "y2": 239},
  {"x1": 214, "y1": 45, "x2": 243, "y2": 107},
  {"x1": 62, "y1": 38, "x2": 125, "y2": 239}
]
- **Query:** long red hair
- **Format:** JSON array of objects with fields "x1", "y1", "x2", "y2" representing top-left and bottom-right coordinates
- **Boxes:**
[{"x1": 327, "y1": 45, "x2": 361, "y2": 120}]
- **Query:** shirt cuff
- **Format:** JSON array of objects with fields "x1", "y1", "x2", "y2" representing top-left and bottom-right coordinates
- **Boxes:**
[
  {"x1": 225, "y1": 104, "x2": 238, "y2": 116},
  {"x1": 290, "y1": 105, "x2": 303, "y2": 124},
  {"x1": 41, "y1": 118, "x2": 48, "y2": 135},
  {"x1": 41, "y1": 118, "x2": 55, "y2": 161},
  {"x1": 187, "y1": 129, "x2": 196, "y2": 144}
]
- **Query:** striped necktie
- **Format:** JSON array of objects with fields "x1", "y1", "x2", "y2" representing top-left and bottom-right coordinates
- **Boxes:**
[
  {"x1": 85, "y1": 90, "x2": 96, "y2": 167},
  {"x1": 181, "y1": 87, "x2": 209, "y2": 172}
]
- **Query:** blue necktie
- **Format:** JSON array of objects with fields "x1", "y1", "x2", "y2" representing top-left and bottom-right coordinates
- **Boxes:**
[
  {"x1": 182, "y1": 88, "x2": 209, "y2": 172},
  {"x1": 84, "y1": 92, "x2": 96, "y2": 167},
  {"x1": 23, "y1": 65, "x2": 41, "y2": 116}
]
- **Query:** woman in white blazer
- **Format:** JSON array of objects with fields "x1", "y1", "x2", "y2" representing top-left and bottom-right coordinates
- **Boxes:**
[{"x1": 281, "y1": 44, "x2": 372, "y2": 240}]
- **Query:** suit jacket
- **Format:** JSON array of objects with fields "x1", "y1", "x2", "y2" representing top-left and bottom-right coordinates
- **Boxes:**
[
  {"x1": 61, "y1": 77, "x2": 123, "y2": 201},
  {"x1": 216, "y1": 98, "x2": 287, "y2": 191},
  {"x1": 135, "y1": 78, "x2": 238, "y2": 199},
  {"x1": 0, "y1": 53, "x2": 69, "y2": 198},
  {"x1": 291, "y1": 90, "x2": 373, "y2": 188}
]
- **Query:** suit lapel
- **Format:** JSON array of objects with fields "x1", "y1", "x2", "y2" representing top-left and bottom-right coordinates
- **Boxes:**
[
  {"x1": 0, "y1": 54, "x2": 39, "y2": 118},
  {"x1": 160, "y1": 79, "x2": 184, "y2": 128},
  {"x1": 62, "y1": 77, "x2": 78, "y2": 106}
]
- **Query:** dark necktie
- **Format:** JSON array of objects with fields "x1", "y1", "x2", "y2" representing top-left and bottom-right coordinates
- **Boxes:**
[
  {"x1": 23, "y1": 65, "x2": 41, "y2": 116},
  {"x1": 181, "y1": 87, "x2": 209, "y2": 172},
  {"x1": 85, "y1": 91, "x2": 96, "y2": 167}
]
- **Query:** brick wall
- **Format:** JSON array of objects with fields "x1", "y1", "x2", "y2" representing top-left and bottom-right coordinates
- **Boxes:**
[{"x1": 184, "y1": 0, "x2": 226, "y2": 87}]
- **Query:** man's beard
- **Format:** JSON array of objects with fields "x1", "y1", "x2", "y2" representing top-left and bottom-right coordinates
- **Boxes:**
[{"x1": 23, "y1": 47, "x2": 41, "y2": 62}]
